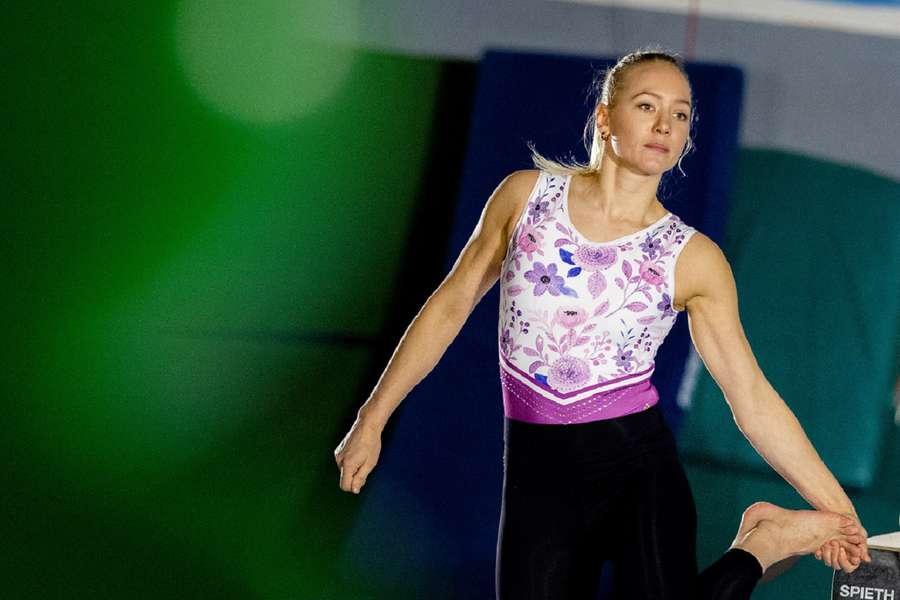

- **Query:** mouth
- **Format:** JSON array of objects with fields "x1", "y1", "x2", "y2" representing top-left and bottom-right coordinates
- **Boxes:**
[{"x1": 644, "y1": 144, "x2": 670, "y2": 154}]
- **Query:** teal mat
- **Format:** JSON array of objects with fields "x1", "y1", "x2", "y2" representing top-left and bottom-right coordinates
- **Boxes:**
[
  {"x1": 684, "y1": 414, "x2": 900, "y2": 600},
  {"x1": 680, "y1": 148, "x2": 900, "y2": 488}
]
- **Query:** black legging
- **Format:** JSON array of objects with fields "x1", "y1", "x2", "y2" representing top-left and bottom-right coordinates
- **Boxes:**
[{"x1": 495, "y1": 405, "x2": 763, "y2": 599}]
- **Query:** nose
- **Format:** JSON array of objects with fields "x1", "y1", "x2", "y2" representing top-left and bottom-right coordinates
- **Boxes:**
[{"x1": 654, "y1": 118, "x2": 671, "y2": 135}]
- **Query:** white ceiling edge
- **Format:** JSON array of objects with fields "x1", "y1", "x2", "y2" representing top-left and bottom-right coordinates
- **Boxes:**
[{"x1": 554, "y1": 0, "x2": 900, "y2": 39}]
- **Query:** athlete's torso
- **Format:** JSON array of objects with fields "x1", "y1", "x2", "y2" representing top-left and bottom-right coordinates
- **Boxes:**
[{"x1": 498, "y1": 170, "x2": 698, "y2": 425}]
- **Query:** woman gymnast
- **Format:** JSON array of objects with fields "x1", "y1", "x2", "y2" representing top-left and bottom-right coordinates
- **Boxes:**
[{"x1": 335, "y1": 47, "x2": 871, "y2": 599}]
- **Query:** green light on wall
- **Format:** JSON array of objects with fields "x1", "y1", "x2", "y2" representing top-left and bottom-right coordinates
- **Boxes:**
[{"x1": 174, "y1": 0, "x2": 361, "y2": 124}]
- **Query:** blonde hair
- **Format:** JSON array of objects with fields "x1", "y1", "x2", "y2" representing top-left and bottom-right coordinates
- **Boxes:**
[{"x1": 529, "y1": 46, "x2": 697, "y2": 178}]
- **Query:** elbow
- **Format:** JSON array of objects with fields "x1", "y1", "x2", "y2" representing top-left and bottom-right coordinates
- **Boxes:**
[{"x1": 430, "y1": 283, "x2": 475, "y2": 323}]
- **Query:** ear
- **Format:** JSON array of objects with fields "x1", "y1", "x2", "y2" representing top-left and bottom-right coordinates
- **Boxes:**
[{"x1": 595, "y1": 103, "x2": 610, "y2": 130}]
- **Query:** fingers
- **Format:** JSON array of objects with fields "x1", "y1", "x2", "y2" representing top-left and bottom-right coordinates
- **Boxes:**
[
  {"x1": 339, "y1": 454, "x2": 374, "y2": 494},
  {"x1": 836, "y1": 546, "x2": 859, "y2": 573},
  {"x1": 845, "y1": 516, "x2": 872, "y2": 563},
  {"x1": 829, "y1": 541, "x2": 861, "y2": 573},
  {"x1": 823, "y1": 541, "x2": 838, "y2": 569},
  {"x1": 818, "y1": 539, "x2": 863, "y2": 572},
  {"x1": 859, "y1": 534, "x2": 872, "y2": 563},
  {"x1": 841, "y1": 537, "x2": 864, "y2": 553},
  {"x1": 831, "y1": 541, "x2": 843, "y2": 570},
  {"x1": 350, "y1": 458, "x2": 372, "y2": 494},
  {"x1": 334, "y1": 425, "x2": 381, "y2": 495},
  {"x1": 842, "y1": 535, "x2": 864, "y2": 546},
  {"x1": 817, "y1": 543, "x2": 829, "y2": 567},
  {"x1": 850, "y1": 528, "x2": 871, "y2": 563},
  {"x1": 339, "y1": 460, "x2": 357, "y2": 493},
  {"x1": 815, "y1": 543, "x2": 832, "y2": 565}
]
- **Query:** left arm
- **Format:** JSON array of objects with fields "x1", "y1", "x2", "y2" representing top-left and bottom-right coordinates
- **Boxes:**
[{"x1": 676, "y1": 234, "x2": 863, "y2": 521}]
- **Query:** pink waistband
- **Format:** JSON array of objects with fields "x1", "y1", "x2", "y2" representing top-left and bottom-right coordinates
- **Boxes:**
[{"x1": 500, "y1": 368, "x2": 659, "y2": 425}]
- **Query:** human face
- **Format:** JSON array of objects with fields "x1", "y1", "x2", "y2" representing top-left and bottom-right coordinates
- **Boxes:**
[{"x1": 597, "y1": 62, "x2": 692, "y2": 176}]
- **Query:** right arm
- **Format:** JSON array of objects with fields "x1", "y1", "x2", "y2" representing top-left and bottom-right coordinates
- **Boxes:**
[{"x1": 334, "y1": 169, "x2": 539, "y2": 493}]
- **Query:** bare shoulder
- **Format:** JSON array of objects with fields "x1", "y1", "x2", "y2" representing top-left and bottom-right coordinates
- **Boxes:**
[
  {"x1": 501, "y1": 168, "x2": 541, "y2": 193},
  {"x1": 497, "y1": 169, "x2": 540, "y2": 213},
  {"x1": 437, "y1": 169, "x2": 542, "y2": 314},
  {"x1": 679, "y1": 230, "x2": 725, "y2": 268},
  {"x1": 674, "y1": 231, "x2": 736, "y2": 312},
  {"x1": 490, "y1": 169, "x2": 541, "y2": 243}
]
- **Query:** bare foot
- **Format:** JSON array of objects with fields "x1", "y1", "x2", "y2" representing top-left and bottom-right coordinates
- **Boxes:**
[
  {"x1": 731, "y1": 501, "x2": 776, "y2": 547},
  {"x1": 731, "y1": 502, "x2": 863, "y2": 573}
]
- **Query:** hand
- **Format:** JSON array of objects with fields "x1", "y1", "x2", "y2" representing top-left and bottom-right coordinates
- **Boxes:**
[
  {"x1": 334, "y1": 418, "x2": 382, "y2": 495},
  {"x1": 814, "y1": 513, "x2": 871, "y2": 573},
  {"x1": 815, "y1": 540, "x2": 861, "y2": 573}
]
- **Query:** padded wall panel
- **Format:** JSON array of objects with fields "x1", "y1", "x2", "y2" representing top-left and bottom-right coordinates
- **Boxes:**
[{"x1": 679, "y1": 149, "x2": 900, "y2": 488}]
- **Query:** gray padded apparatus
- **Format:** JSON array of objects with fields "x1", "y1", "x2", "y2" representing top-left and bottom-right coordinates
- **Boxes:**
[{"x1": 832, "y1": 540, "x2": 899, "y2": 600}]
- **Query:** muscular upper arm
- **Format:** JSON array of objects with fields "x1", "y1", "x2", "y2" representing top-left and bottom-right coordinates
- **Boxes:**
[
  {"x1": 436, "y1": 169, "x2": 538, "y2": 317},
  {"x1": 679, "y1": 233, "x2": 765, "y2": 419}
]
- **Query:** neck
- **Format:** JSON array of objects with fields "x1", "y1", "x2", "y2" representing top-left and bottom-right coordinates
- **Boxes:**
[{"x1": 577, "y1": 154, "x2": 664, "y2": 224}]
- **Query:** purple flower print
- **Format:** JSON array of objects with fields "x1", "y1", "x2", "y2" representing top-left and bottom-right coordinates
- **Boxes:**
[
  {"x1": 638, "y1": 259, "x2": 666, "y2": 287},
  {"x1": 615, "y1": 349, "x2": 636, "y2": 371},
  {"x1": 517, "y1": 223, "x2": 543, "y2": 259},
  {"x1": 547, "y1": 355, "x2": 591, "y2": 392},
  {"x1": 587, "y1": 271, "x2": 607, "y2": 299},
  {"x1": 639, "y1": 235, "x2": 663, "y2": 259},
  {"x1": 528, "y1": 198, "x2": 549, "y2": 220},
  {"x1": 524, "y1": 262, "x2": 565, "y2": 296},
  {"x1": 657, "y1": 293, "x2": 676, "y2": 319},
  {"x1": 500, "y1": 327, "x2": 512, "y2": 356},
  {"x1": 552, "y1": 305, "x2": 588, "y2": 329},
  {"x1": 574, "y1": 245, "x2": 617, "y2": 271}
]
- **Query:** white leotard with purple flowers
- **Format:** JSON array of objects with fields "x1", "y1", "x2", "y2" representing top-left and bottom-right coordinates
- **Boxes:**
[{"x1": 498, "y1": 170, "x2": 697, "y2": 425}]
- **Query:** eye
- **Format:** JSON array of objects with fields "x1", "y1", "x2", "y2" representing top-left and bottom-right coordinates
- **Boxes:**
[
  {"x1": 676, "y1": 112, "x2": 689, "y2": 121},
  {"x1": 638, "y1": 103, "x2": 653, "y2": 111}
]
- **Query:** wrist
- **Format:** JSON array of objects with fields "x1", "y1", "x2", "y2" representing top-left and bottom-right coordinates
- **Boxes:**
[
  {"x1": 842, "y1": 509, "x2": 860, "y2": 522},
  {"x1": 833, "y1": 501, "x2": 858, "y2": 518},
  {"x1": 819, "y1": 504, "x2": 858, "y2": 521},
  {"x1": 357, "y1": 403, "x2": 388, "y2": 434},
  {"x1": 812, "y1": 492, "x2": 856, "y2": 518}
]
